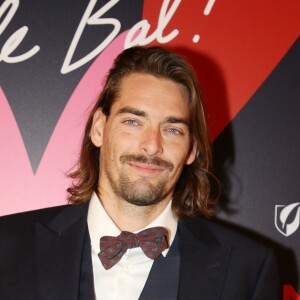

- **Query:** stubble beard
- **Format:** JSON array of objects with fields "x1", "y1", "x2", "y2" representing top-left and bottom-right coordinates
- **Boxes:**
[
  {"x1": 108, "y1": 154, "x2": 175, "y2": 207},
  {"x1": 117, "y1": 173, "x2": 170, "y2": 206}
]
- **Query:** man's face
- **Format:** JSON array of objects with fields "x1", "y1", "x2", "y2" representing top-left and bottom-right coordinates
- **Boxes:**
[{"x1": 91, "y1": 73, "x2": 196, "y2": 207}]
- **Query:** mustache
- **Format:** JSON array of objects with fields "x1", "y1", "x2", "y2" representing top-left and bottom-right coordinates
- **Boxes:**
[{"x1": 120, "y1": 154, "x2": 174, "y2": 171}]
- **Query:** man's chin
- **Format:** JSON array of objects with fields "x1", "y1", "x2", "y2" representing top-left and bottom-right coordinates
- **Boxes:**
[
  {"x1": 115, "y1": 171, "x2": 174, "y2": 206},
  {"x1": 119, "y1": 181, "x2": 167, "y2": 206}
]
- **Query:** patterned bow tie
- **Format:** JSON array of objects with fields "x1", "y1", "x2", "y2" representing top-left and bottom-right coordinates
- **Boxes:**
[{"x1": 98, "y1": 226, "x2": 169, "y2": 270}]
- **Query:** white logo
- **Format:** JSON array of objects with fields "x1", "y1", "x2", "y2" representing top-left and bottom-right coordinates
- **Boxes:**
[{"x1": 275, "y1": 202, "x2": 300, "y2": 237}]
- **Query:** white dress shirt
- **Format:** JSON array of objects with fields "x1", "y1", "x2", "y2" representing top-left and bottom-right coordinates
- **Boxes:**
[{"x1": 87, "y1": 192, "x2": 178, "y2": 300}]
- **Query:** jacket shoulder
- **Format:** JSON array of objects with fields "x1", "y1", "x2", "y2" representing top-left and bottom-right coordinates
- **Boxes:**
[
  {"x1": 180, "y1": 217, "x2": 281, "y2": 298},
  {"x1": 0, "y1": 205, "x2": 70, "y2": 226},
  {"x1": 182, "y1": 216, "x2": 270, "y2": 252}
]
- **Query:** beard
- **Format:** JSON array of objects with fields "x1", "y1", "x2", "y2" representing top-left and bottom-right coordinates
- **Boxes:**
[{"x1": 107, "y1": 154, "x2": 175, "y2": 206}]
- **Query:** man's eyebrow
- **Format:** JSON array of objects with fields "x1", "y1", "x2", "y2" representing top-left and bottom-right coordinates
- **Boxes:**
[
  {"x1": 165, "y1": 117, "x2": 189, "y2": 127},
  {"x1": 117, "y1": 106, "x2": 146, "y2": 116}
]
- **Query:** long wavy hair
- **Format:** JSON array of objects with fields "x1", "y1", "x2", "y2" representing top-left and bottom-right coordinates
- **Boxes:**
[{"x1": 67, "y1": 46, "x2": 216, "y2": 218}]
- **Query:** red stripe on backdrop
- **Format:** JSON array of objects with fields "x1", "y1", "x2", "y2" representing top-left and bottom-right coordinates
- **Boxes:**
[
  {"x1": 284, "y1": 285, "x2": 300, "y2": 300},
  {"x1": 142, "y1": 0, "x2": 300, "y2": 140}
]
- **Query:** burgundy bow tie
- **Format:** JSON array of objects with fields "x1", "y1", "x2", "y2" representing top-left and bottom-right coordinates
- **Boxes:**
[{"x1": 98, "y1": 226, "x2": 169, "y2": 270}]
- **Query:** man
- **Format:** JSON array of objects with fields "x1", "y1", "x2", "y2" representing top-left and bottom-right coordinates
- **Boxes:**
[{"x1": 0, "y1": 46, "x2": 280, "y2": 299}]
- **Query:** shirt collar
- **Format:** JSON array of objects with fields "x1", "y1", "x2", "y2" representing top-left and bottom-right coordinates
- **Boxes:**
[{"x1": 87, "y1": 192, "x2": 178, "y2": 257}]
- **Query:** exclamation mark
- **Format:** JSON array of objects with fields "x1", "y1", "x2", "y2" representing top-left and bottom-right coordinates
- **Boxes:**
[
  {"x1": 193, "y1": 0, "x2": 217, "y2": 43},
  {"x1": 203, "y1": 0, "x2": 216, "y2": 16}
]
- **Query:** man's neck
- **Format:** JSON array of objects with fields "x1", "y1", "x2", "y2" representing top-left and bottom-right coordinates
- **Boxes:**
[{"x1": 97, "y1": 188, "x2": 172, "y2": 232}]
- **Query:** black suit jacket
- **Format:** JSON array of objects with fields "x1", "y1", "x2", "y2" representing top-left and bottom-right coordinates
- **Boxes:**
[{"x1": 0, "y1": 203, "x2": 280, "y2": 299}]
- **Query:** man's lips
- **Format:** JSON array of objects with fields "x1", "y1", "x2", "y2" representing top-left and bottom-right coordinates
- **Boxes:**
[{"x1": 128, "y1": 162, "x2": 165, "y2": 174}]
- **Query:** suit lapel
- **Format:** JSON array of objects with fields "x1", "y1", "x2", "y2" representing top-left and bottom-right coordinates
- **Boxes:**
[
  {"x1": 35, "y1": 204, "x2": 89, "y2": 300},
  {"x1": 177, "y1": 218, "x2": 232, "y2": 300}
]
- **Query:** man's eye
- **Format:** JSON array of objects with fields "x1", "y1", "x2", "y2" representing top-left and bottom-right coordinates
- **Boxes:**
[
  {"x1": 124, "y1": 119, "x2": 138, "y2": 126},
  {"x1": 166, "y1": 128, "x2": 183, "y2": 135}
]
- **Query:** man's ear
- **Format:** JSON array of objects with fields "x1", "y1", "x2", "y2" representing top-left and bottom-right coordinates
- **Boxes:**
[
  {"x1": 90, "y1": 108, "x2": 106, "y2": 147},
  {"x1": 186, "y1": 139, "x2": 197, "y2": 165}
]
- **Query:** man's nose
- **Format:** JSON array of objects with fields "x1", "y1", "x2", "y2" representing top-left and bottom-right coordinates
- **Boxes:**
[{"x1": 139, "y1": 127, "x2": 163, "y2": 156}]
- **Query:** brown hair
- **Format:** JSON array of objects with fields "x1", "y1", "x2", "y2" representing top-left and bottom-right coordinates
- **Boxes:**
[{"x1": 68, "y1": 46, "x2": 216, "y2": 218}]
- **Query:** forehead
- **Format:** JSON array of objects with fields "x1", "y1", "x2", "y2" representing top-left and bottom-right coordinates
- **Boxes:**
[{"x1": 111, "y1": 73, "x2": 190, "y2": 119}]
